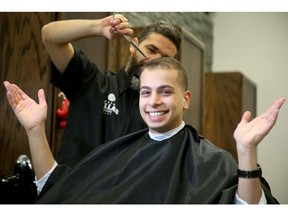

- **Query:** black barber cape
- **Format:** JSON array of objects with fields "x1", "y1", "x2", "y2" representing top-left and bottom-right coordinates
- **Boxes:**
[{"x1": 37, "y1": 125, "x2": 278, "y2": 204}]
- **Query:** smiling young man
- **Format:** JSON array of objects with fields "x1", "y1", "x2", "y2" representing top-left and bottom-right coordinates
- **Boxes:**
[
  {"x1": 4, "y1": 57, "x2": 284, "y2": 203},
  {"x1": 139, "y1": 57, "x2": 190, "y2": 134}
]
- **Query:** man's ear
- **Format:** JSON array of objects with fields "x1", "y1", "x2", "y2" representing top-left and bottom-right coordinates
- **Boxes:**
[
  {"x1": 183, "y1": 91, "x2": 191, "y2": 111},
  {"x1": 129, "y1": 37, "x2": 139, "y2": 54}
]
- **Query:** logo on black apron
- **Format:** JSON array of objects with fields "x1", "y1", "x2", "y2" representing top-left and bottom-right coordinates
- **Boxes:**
[{"x1": 103, "y1": 93, "x2": 119, "y2": 115}]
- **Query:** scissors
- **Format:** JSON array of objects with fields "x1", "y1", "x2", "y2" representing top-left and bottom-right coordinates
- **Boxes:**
[{"x1": 110, "y1": 15, "x2": 147, "y2": 59}]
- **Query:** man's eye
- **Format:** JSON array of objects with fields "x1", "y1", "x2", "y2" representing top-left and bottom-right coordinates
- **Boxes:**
[
  {"x1": 161, "y1": 90, "x2": 172, "y2": 95},
  {"x1": 140, "y1": 91, "x2": 150, "y2": 96},
  {"x1": 147, "y1": 47, "x2": 156, "y2": 54}
]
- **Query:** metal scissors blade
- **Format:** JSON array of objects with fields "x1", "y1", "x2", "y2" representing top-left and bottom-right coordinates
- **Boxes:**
[
  {"x1": 122, "y1": 35, "x2": 147, "y2": 59},
  {"x1": 110, "y1": 14, "x2": 147, "y2": 59}
]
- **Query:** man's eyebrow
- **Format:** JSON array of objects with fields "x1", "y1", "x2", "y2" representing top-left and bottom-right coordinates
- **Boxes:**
[
  {"x1": 140, "y1": 85, "x2": 174, "y2": 90},
  {"x1": 140, "y1": 86, "x2": 151, "y2": 90},
  {"x1": 159, "y1": 85, "x2": 174, "y2": 89}
]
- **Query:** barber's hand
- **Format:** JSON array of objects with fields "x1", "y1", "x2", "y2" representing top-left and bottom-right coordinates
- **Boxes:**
[
  {"x1": 234, "y1": 97, "x2": 285, "y2": 154},
  {"x1": 4, "y1": 81, "x2": 47, "y2": 131},
  {"x1": 101, "y1": 14, "x2": 134, "y2": 40}
]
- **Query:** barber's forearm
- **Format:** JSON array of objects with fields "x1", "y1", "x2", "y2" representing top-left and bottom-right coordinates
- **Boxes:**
[
  {"x1": 41, "y1": 19, "x2": 103, "y2": 45},
  {"x1": 41, "y1": 19, "x2": 104, "y2": 72}
]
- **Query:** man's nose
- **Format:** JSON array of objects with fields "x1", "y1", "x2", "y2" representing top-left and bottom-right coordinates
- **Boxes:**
[{"x1": 149, "y1": 92, "x2": 161, "y2": 106}]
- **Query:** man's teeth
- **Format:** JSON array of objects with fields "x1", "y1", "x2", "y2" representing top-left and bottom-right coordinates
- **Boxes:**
[{"x1": 149, "y1": 112, "x2": 165, "y2": 116}]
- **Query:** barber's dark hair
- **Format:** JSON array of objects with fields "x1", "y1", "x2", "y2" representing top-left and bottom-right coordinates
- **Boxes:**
[
  {"x1": 137, "y1": 21, "x2": 182, "y2": 54},
  {"x1": 140, "y1": 57, "x2": 188, "y2": 91}
]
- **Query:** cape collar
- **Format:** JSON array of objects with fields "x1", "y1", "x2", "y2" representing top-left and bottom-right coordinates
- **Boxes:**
[{"x1": 148, "y1": 121, "x2": 185, "y2": 141}]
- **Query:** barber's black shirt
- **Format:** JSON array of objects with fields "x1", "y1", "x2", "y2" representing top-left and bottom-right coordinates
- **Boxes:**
[{"x1": 51, "y1": 48, "x2": 147, "y2": 167}]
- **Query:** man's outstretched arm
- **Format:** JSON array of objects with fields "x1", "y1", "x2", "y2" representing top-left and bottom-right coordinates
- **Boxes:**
[
  {"x1": 4, "y1": 81, "x2": 56, "y2": 180},
  {"x1": 234, "y1": 97, "x2": 285, "y2": 203}
]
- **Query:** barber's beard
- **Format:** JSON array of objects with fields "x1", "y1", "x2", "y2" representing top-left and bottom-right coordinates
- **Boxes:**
[
  {"x1": 130, "y1": 76, "x2": 140, "y2": 91},
  {"x1": 126, "y1": 55, "x2": 145, "y2": 91}
]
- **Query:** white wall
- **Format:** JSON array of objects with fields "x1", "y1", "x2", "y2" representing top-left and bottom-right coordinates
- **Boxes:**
[{"x1": 212, "y1": 12, "x2": 288, "y2": 203}]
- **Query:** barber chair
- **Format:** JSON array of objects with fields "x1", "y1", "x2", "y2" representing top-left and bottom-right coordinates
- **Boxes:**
[{"x1": 0, "y1": 155, "x2": 37, "y2": 204}]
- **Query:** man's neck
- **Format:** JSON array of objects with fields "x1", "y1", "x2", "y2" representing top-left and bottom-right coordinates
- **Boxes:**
[{"x1": 148, "y1": 121, "x2": 185, "y2": 141}]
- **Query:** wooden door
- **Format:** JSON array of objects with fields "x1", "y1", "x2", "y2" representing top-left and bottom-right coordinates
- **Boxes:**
[
  {"x1": 203, "y1": 72, "x2": 257, "y2": 160},
  {"x1": 0, "y1": 12, "x2": 57, "y2": 176}
]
